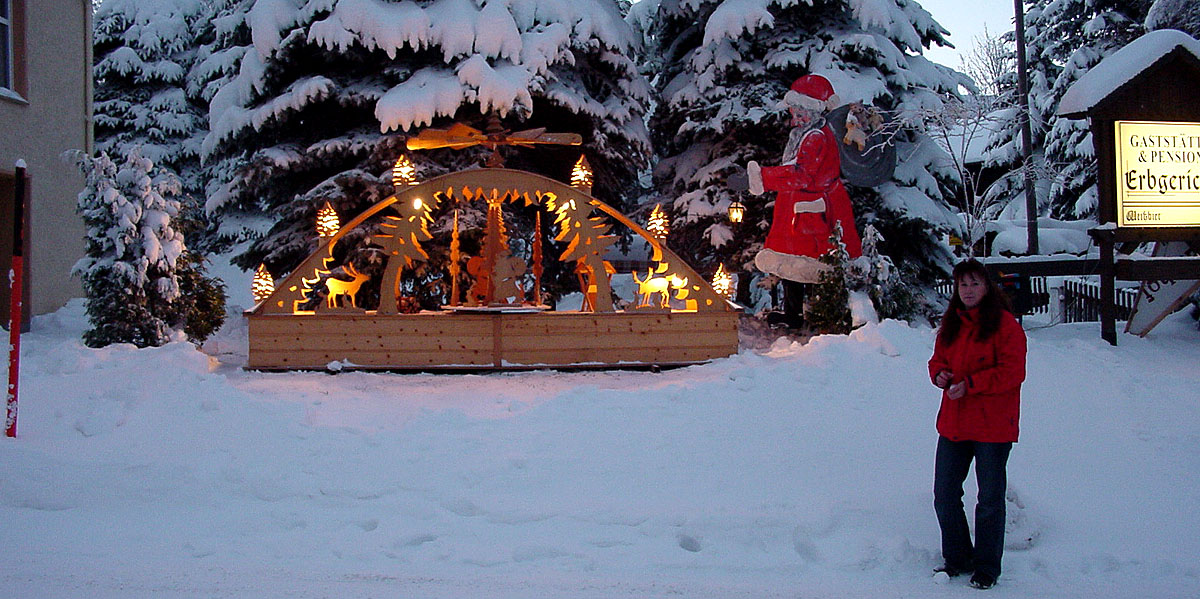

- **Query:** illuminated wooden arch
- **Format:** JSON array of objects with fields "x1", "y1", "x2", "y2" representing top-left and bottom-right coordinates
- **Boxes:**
[{"x1": 251, "y1": 168, "x2": 730, "y2": 316}]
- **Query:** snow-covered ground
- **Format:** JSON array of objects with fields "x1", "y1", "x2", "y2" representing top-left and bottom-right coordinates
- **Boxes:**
[{"x1": 2, "y1": 298, "x2": 1198, "y2": 598}]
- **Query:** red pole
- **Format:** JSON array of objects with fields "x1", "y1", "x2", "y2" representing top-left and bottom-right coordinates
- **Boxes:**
[{"x1": 6, "y1": 160, "x2": 26, "y2": 438}]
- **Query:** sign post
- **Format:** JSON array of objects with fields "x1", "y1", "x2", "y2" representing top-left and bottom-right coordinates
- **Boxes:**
[
  {"x1": 1060, "y1": 32, "x2": 1200, "y2": 344},
  {"x1": 6, "y1": 160, "x2": 25, "y2": 438}
]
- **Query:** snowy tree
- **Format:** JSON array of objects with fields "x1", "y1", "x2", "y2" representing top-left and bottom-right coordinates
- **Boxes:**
[
  {"x1": 847, "y1": 223, "x2": 931, "y2": 321},
  {"x1": 93, "y1": 0, "x2": 213, "y2": 243},
  {"x1": 1146, "y1": 0, "x2": 1200, "y2": 38},
  {"x1": 985, "y1": 0, "x2": 1151, "y2": 221},
  {"x1": 71, "y1": 147, "x2": 226, "y2": 348},
  {"x1": 186, "y1": 0, "x2": 265, "y2": 247},
  {"x1": 647, "y1": 0, "x2": 966, "y2": 304},
  {"x1": 200, "y1": 0, "x2": 652, "y2": 287},
  {"x1": 807, "y1": 222, "x2": 851, "y2": 335}
]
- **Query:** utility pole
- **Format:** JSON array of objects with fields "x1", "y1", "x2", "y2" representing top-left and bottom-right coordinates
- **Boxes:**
[{"x1": 1014, "y1": 0, "x2": 1040, "y2": 254}]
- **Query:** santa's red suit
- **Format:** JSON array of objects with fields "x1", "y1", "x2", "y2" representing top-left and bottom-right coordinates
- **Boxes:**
[
  {"x1": 760, "y1": 125, "x2": 862, "y2": 259},
  {"x1": 749, "y1": 74, "x2": 863, "y2": 284}
]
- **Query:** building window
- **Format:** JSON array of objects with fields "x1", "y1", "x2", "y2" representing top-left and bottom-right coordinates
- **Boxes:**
[
  {"x1": 0, "y1": 0, "x2": 25, "y2": 99},
  {"x1": 0, "y1": 0, "x2": 11, "y2": 90}
]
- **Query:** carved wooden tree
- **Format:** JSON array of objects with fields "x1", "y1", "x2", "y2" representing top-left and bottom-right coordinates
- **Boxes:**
[
  {"x1": 371, "y1": 202, "x2": 435, "y2": 314},
  {"x1": 531, "y1": 211, "x2": 544, "y2": 304},
  {"x1": 547, "y1": 195, "x2": 617, "y2": 312},
  {"x1": 295, "y1": 258, "x2": 332, "y2": 313},
  {"x1": 449, "y1": 209, "x2": 462, "y2": 306},
  {"x1": 484, "y1": 199, "x2": 525, "y2": 305}
]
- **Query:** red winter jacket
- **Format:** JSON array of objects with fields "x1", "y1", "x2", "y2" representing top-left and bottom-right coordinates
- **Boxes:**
[{"x1": 928, "y1": 308, "x2": 1027, "y2": 443}]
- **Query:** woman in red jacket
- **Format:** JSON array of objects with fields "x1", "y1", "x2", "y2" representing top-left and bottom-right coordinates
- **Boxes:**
[{"x1": 927, "y1": 259, "x2": 1027, "y2": 590}]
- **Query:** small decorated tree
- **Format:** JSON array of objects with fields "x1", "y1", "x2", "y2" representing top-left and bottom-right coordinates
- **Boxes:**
[
  {"x1": 848, "y1": 224, "x2": 928, "y2": 322},
  {"x1": 807, "y1": 222, "x2": 852, "y2": 335},
  {"x1": 72, "y1": 147, "x2": 225, "y2": 348}
]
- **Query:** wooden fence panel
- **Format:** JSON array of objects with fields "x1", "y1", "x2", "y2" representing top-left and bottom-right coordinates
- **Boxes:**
[
  {"x1": 1062, "y1": 279, "x2": 1138, "y2": 323},
  {"x1": 937, "y1": 276, "x2": 1134, "y2": 322}
]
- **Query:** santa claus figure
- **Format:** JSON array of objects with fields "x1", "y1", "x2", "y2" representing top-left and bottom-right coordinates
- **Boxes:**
[{"x1": 748, "y1": 74, "x2": 862, "y2": 283}]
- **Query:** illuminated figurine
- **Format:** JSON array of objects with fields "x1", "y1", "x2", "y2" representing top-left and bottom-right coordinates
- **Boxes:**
[{"x1": 748, "y1": 74, "x2": 863, "y2": 284}]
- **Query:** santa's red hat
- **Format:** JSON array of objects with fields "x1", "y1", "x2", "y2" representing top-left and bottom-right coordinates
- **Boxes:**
[{"x1": 783, "y1": 74, "x2": 840, "y2": 112}]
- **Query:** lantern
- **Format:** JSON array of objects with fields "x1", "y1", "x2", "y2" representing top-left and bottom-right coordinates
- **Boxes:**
[
  {"x1": 392, "y1": 154, "x2": 418, "y2": 188},
  {"x1": 571, "y1": 154, "x2": 593, "y2": 193},
  {"x1": 316, "y1": 201, "x2": 340, "y2": 238},
  {"x1": 728, "y1": 200, "x2": 745, "y2": 223},
  {"x1": 252, "y1": 264, "x2": 275, "y2": 303},
  {"x1": 711, "y1": 264, "x2": 734, "y2": 299},
  {"x1": 646, "y1": 204, "x2": 669, "y2": 240}
]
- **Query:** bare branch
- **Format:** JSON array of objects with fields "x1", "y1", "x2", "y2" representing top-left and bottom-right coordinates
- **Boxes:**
[{"x1": 959, "y1": 25, "x2": 1017, "y2": 98}]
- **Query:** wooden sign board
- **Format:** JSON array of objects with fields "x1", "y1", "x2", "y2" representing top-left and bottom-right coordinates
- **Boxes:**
[
  {"x1": 1114, "y1": 121, "x2": 1200, "y2": 228},
  {"x1": 1125, "y1": 241, "x2": 1200, "y2": 336}
]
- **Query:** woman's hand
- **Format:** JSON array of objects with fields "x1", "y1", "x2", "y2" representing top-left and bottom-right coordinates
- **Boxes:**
[
  {"x1": 947, "y1": 381, "x2": 967, "y2": 400},
  {"x1": 934, "y1": 370, "x2": 953, "y2": 389}
]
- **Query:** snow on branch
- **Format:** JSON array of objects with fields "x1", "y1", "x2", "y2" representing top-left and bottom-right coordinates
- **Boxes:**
[
  {"x1": 375, "y1": 68, "x2": 467, "y2": 132},
  {"x1": 456, "y1": 56, "x2": 535, "y2": 117},
  {"x1": 248, "y1": 0, "x2": 305, "y2": 59},
  {"x1": 308, "y1": 0, "x2": 430, "y2": 57},
  {"x1": 209, "y1": 0, "x2": 643, "y2": 146},
  {"x1": 207, "y1": 75, "x2": 336, "y2": 151},
  {"x1": 702, "y1": 0, "x2": 777, "y2": 47}
]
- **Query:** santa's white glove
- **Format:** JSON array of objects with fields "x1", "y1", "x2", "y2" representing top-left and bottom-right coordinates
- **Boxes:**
[{"x1": 747, "y1": 160, "x2": 763, "y2": 195}]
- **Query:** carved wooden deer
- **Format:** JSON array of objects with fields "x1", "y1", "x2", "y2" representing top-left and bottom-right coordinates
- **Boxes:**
[
  {"x1": 632, "y1": 269, "x2": 688, "y2": 309},
  {"x1": 325, "y1": 263, "x2": 369, "y2": 309}
]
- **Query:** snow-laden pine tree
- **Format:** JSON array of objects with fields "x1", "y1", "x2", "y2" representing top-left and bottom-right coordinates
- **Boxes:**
[
  {"x1": 985, "y1": 0, "x2": 1151, "y2": 221},
  {"x1": 847, "y1": 223, "x2": 922, "y2": 320},
  {"x1": 1146, "y1": 0, "x2": 1200, "y2": 38},
  {"x1": 201, "y1": 0, "x2": 652, "y2": 286},
  {"x1": 646, "y1": 0, "x2": 967, "y2": 300},
  {"x1": 71, "y1": 148, "x2": 226, "y2": 348},
  {"x1": 93, "y1": 0, "x2": 213, "y2": 242},
  {"x1": 186, "y1": 0, "x2": 264, "y2": 247}
]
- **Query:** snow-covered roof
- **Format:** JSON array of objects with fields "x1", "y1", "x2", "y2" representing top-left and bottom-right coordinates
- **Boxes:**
[{"x1": 1059, "y1": 29, "x2": 1200, "y2": 117}]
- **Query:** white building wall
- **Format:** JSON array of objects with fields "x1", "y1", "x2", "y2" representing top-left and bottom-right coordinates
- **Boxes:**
[{"x1": 0, "y1": 0, "x2": 91, "y2": 315}]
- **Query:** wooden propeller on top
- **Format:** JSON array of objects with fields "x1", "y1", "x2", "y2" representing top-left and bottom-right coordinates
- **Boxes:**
[{"x1": 405, "y1": 114, "x2": 582, "y2": 166}]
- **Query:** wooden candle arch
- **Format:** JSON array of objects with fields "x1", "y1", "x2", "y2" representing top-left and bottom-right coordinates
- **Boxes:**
[{"x1": 246, "y1": 167, "x2": 740, "y2": 371}]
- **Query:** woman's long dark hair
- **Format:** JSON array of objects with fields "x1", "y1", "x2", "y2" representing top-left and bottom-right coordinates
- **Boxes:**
[{"x1": 937, "y1": 259, "x2": 1013, "y2": 345}]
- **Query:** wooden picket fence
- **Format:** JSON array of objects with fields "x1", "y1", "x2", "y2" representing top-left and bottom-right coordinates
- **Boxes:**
[
  {"x1": 936, "y1": 277, "x2": 1138, "y2": 322},
  {"x1": 1060, "y1": 278, "x2": 1139, "y2": 323}
]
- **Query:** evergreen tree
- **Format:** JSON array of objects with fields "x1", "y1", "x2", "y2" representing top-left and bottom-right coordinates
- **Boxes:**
[
  {"x1": 71, "y1": 147, "x2": 226, "y2": 348},
  {"x1": 807, "y1": 221, "x2": 851, "y2": 335},
  {"x1": 847, "y1": 223, "x2": 931, "y2": 321},
  {"x1": 170, "y1": 251, "x2": 230, "y2": 344},
  {"x1": 92, "y1": 0, "x2": 214, "y2": 245},
  {"x1": 200, "y1": 0, "x2": 653, "y2": 295},
  {"x1": 1146, "y1": 0, "x2": 1200, "y2": 38},
  {"x1": 985, "y1": 0, "x2": 1151, "y2": 221},
  {"x1": 187, "y1": 0, "x2": 263, "y2": 248},
  {"x1": 647, "y1": 0, "x2": 966, "y2": 304}
]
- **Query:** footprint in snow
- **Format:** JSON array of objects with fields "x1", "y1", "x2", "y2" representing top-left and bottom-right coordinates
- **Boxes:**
[{"x1": 677, "y1": 534, "x2": 702, "y2": 552}]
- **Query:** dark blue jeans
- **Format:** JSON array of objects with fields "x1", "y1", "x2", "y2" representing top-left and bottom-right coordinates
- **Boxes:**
[{"x1": 933, "y1": 436, "x2": 1012, "y2": 579}]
